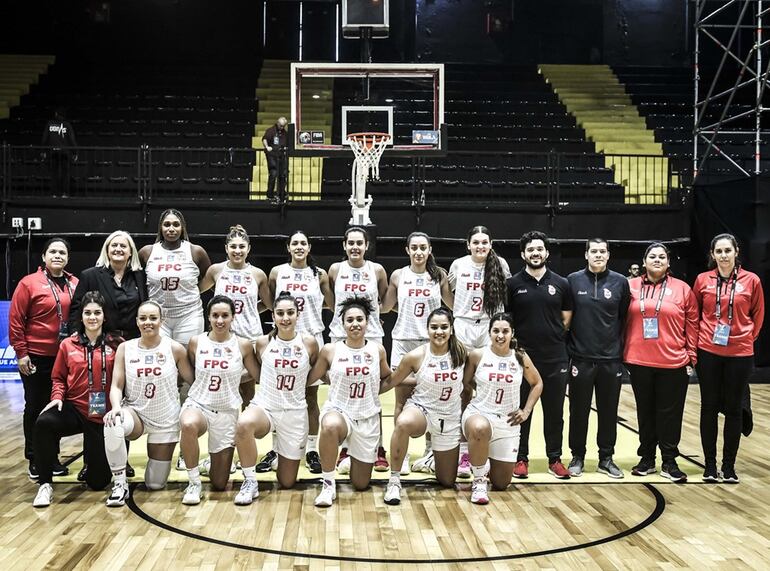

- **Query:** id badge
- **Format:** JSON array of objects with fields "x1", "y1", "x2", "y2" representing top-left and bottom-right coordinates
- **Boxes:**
[
  {"x1": 88, "y1": 391, "x2": 107, "y2": 417},
  {"x1": 642, "y1": 317, "x2": 659, "y2": 339},
  {"x1": 273, "y1": 135, "x2": 280, "y2": 145},
  {"x1": 712, "y1": 322, "x2": 730, "y2": 346},
  {"x1": 58, "y1": 321, "x2": 70, "y2": 341}
]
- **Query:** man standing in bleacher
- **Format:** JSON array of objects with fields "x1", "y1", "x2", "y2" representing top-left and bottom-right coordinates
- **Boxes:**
[
  {"x1": 262, "y1": 117, "x2": 288, "y2": 203},
  {"x1": 41, "y1": 108, "x2": 78, "y2": 197}
]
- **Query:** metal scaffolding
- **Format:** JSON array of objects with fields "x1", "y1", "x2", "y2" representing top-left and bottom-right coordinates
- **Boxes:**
[{"x1": 693, "y1": 0, "x2": 770, "y2": 180}]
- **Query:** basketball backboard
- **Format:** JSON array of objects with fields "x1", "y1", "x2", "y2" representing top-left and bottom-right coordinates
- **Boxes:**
[{"x1": 289, "y1": 62, "x2": 446, "y2": 157}]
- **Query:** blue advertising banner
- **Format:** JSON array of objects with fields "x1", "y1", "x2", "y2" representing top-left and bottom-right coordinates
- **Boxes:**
[{"x1": 0, "y1": 300, "x2": 21, "y2": 381}]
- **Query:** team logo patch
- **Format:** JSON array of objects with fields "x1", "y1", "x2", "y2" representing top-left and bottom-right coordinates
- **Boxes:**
[
  {"x1": 603, "y1": 288, "x2": 612, "y2": 300},
  {"x1": 282, "y1": 347, "x2": 292, "y2": 357},
  {"x1": 353, "y1": 354, "x2": 362, "y2": 364},
  {"x1": 548, "y1": 284, "x2": 556, "y2": 296},
  {"x1": 224, "y1": 346, "x2": 233, "y2": 355},
  {"x1": 499, "y1": 362, "x2": 507, "y2": 370},
  {"x1": 736, "y1": 282, "x2": 745, "y2": 293},
  {"x1": 244, "y1": 276, "x2": 253, "y2": 285},
  {"x1": 166, "y1": 254, "x2": 176, "y2": 262},
  {"x1": 361, "y1": 272, "x2": 370, "y2": 281},
  {"x1": 233, "y1": 274, "x2": 241, "y2": 284},
  {"x1": 571, "y1": 365, "x2": 579, "y2": 377},
  {"x1": 352, "y1": 273, "x2": 360, "y2": 282},
  {"x1": 440, "y1": 360, "x2": 449, "y2": 370},
  {"x1": 416, "y1": 278, "x2": 424, "y2": 286},
  {"x1": 214, "y1": 348, "x2": 222, "y2": 357},
  {"x1": 473, "y1": 271, "x2": 482, "y2": 281},
  {"x1": 145, "y1": 355, "x2": 154, "y2": 364},
  {"x1": 294, "y1": 345, "x2": 303, "y2": 357},
  {"x1": 294, "y1": 272, "x2": 303, "y2": 281},
  {"x1": 156, "y1": 353, "x2": 166, "y2": 365},
  {"x1": 364, "y1": 352, "x2": 374, "y2": 365},
  {"x1": 665, "y1": 288, "x2": 672, "y2": 296},
  {"x1": 105, "y1": 346, "x2": 114, "y2": 355}
]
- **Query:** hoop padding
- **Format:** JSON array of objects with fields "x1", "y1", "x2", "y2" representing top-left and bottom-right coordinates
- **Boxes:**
[{"x1": 348, "y1": 132, "x2": 391, "y2": 182}]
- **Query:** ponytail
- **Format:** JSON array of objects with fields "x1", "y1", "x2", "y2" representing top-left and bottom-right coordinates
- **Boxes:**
[{"x1": 483, "y1": 249, "x2": 507, "y2": 318}]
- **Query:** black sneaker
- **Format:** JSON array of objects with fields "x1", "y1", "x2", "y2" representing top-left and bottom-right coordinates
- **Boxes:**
[
  {"x1": 52, "y1": 462, "x2": 69, "y2": 477},
  {"x1": 305, "y1": 450, "x2": 322, "y2": 474},
  {"x1": 77, "y1": 465, "x2": 88, "y2": 482},
  {"x1": 631, "y1": 457, "x2": 656, "y2": 476},
  {"x1": 28, "y1": 461, "x2": 39, "y2": 481},
  {"x1": 721, "y1": 465, "x2": 739, "y2": 484},
  {"x1": 702, "y1": 461, "x2": 719, "y2": 483},
  {"x1": 742, "y1": 408, "x2": 753, "y2": 437},
  {"x1": 126, "y1": 462, "x2": 135, "y2": 478},
  {"x1": 597, "y1": 457, "x2": 624, "y2": 479},
  {"x1": 255, "y1": 450, "x2": 278, "y2": 473},
  {"x1": 661, "y1": 461, "x2": 687, "y2": 483}
]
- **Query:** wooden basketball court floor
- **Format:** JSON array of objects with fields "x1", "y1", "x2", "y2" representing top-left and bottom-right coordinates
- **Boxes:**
[{"x1": 1, "y1": 381, "x2": 768, "y2": 570}]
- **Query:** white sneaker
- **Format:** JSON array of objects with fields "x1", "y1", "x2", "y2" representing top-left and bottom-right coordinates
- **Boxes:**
[
  {"x1": 384, "y1": 481, "x2": 402, "y2": 505},
  {"x1": 337, "y1": 455, "x2": 351, "y2": 475},
  {"x1": 230, "y1": 462, "x2": 237, "y2": 474},
  {"x1": 182, "y1": 481, "x2": 202, "y2": 505},
  {"x1": 458, "y1": 452, "x2": 472, "y2": 479},
  {"x1": 33, "y1": 483, "x2": 53, "y2": 508},
  {"x1": 471, "y1": 478, "x2": 489, "y2": 505},
  {"x1": 198, "y1": 457, "x2": 211, "y2": 476},
  {"x1": 176, "y1": 456, "x2": 187, "y2": 471},
  {"x1": 314, "y1": 480, "x2": 336, "y2": 507},
  {"x1": 106, "y1": 481, "x2": 129, "y2": 507},
  {"x1": 234, "y1": 479, "x2": 259, "y2": 505},
  {"x1": 411, "y1": 451, "x2": 435, "y2": 474},
  {"x1": 400, "y1": 455, "x2": 411, "y2": 476}
]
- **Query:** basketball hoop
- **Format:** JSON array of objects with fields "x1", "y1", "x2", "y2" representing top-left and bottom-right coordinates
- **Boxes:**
[
  {"x1": 347, "y1": 132, "x2": 391, "y2": 182},
  {"x1": 346, "y1": 132, "x2": 391, "y2": 225}
]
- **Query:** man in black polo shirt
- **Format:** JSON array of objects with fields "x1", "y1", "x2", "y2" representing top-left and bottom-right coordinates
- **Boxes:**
[
  {"x1": 566, "y1": 238, "x2": 630, "y2": 478},
  {"x1": 505, "y1": 231, "x2": 573, "y2": 479},
  {"x1": 262, "y1": 116, "x2": 288, "y2": 203}
]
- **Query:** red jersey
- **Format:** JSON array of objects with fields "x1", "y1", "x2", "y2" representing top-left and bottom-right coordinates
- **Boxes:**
[
  {"x1": 623, "y1": 275, "x2": 699, "y2": 368},
  {"x1": 51, "y1": 335, "x2": 116, "y2": 423},
  {"x1": 693, "y1": 268, "x2": 765, "y2": 357},
  {"x1": 9, "y1": 267, "x2": 78, "y2": 358}
]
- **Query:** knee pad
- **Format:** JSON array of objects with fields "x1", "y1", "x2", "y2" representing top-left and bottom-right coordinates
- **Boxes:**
[{"x1": 145, "y1": 459, "x2": 172, "y2": 490}]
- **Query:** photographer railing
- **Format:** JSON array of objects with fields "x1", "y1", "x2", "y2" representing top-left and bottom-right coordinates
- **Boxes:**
[{"x1": 1, "y1": 145, "x2": 684, "y2": 207}]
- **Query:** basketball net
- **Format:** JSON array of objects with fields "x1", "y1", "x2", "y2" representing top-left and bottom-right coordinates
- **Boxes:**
[{"x1": 347, "y1": 132, "x2": 390, "y2": 225}]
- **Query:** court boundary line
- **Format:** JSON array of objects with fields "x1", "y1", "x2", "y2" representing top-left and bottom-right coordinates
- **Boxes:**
[{"x1": 126, "y1": 482, "x2": 666, "y2": 563}]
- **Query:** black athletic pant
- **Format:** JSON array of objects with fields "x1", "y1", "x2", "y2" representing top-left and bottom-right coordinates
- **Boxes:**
[
  {"x1": 627, "y1": 364, "x2": 689, "y2": 464},
  {"x1": 21, "y1": 354, "x2": 59, "y2": 461},
  {"x1": 34, "y1": 401, "x2": 110, "y2": 489},
  {"x1": 266, "y1": 150, "x2": 287, "y2": 200},
  {"x1": 50, "y1": 150, "x2": 72, "y2": 196},
  {"x1": 568, "y1": 359, "x2": 623, "y2": 461},
  {"x1": 696, "y1": 349, "x2": 753, "y2": 467},
  {"x1": 518, "y1": 359, "x2": 568, "y2": 463}
]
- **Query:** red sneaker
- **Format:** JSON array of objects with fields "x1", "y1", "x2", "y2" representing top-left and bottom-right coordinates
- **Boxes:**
[
  {"x1": 374, "y1": 446, "x2": 390, "y2": 472},
  {"x1": 548, "y1": 459, "x2": 571, "y2": 480},
  {"x1": 513, "y1": 460, "x2": 529, "y2": 479}
]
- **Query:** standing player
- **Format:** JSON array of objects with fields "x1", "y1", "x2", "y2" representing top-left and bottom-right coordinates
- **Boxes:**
[
  {"x1": 102, "y1": 301, "x2": 194, "y2": 506},
  {"x1": 199, "y1": 224, "x2": 272, "y2": 343},
  {"x1": 381, "y1": 232, "x2": 454, "y2": 474},
  {"x1": 566, "y1": 238, "x2": 630, "y2": 478},
  {"x1": 383, "y1": 308, "x2": 465, "y2": 505},
  {"x1": 266, "y1": 231, "x2": 333, "y2": 474},
  {"x1": 448, "y1": 225, "x2": 510, "y2": 477},
  {"x1": 462, "y1": 313, "x2": 543, "y2": 504},
  {"x1": 139, "y1": 209, "x2": 211, "y2": 348},
  {"x1": 233, "y1": 292, "x2": 319, "y2": 504},
  {"x1": 307, "y1": 297, "x2": 393, "y2": 507},
  {"x1": 179, "y1": 296, "x2": 260, "y2": 505},
  {"x1": 505, "y1": 231, "x2": 573, "y2": 480},
  {"x1": 328, "y1": 227, "x2": 389, "y2": 472}
]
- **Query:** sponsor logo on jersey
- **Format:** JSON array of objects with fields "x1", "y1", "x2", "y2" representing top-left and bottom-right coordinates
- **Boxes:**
[
  {"x1": 269, "y1": 348, "x2": 279, "y2": 353},
  {"x1": 517, "y1": 289, "x2": 528, "y2": 294},
  {"x1": 461, "y1": 272, "x2": 471, "y2": 278},
  {"x1": 129, "y1": 358, "x2": 140, "y2": 364},
  {"x1": 571, "y1": 365, "x2": 579, "y2": 377},
  {"x1": 403, "y1": 279, "x2": 413, "y2": 285},
  {"x1": 338, "y1": 357, "x2": 349, "y2": 363},
  {"x1": 577, "y1": 290, "x2": 588, "y2": 295},
  {"x1": 482, "y1": 362, "x2": 493, "y2": 368},
  {"x1": 145, "y1": 355, "x2": 154, "y2": 364},
  {"x1": 199, "y1": 349, "x2": 209, "y2": 355},
  {"x1": 603, "y1": 288, "x2": 612, "y2": 299},
  {"x1": 548, "y1": 284, "x2": 556, "y2": 296}
]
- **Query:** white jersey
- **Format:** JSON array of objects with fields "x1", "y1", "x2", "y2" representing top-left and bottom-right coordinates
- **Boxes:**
[
  {"x1": 146, "y1": 241, "x2": 201, "y2": 319},
  {"x1": 411, "y1": 348, "x2": 464, "y2": 418},
  {"x1": 188, "y1": 334, "x2": 244, "y2": 411},
  {"x1": 273, "y1": 263, "x2": 325, "y2": 335},
  {"x1": 449, "y1": 255, "x2": 511, "y2": 320},
  {"x1": 391, "y1": 267, "x2": 442, "y2": 341},
  {"x1": 254, "y1": 335, "x2": 310, "y2": 411},
  {"x1": 214, "y1": 264, "x2": 262, "y2": 340},
  {"x1": 122, "y1": 337, "x2": 180, "y2": 429},
  {"x1": 326, "y1": 341, "x2": 382, "y2": 420},
  {"x1": 329, "y1": 261, "x2": 383, "y2": 339},
  {"x1": 470, "y1": 346, "x2": 523, "y2": 415}
]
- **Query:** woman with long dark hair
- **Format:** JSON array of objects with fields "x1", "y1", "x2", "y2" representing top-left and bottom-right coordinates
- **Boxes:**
[{"x1": 693, "y1": 233, "x2": 764, "y2": 483}]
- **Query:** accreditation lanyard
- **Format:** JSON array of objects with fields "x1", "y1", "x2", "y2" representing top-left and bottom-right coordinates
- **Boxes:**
[
  {"x1": 639, "y1": 278, "x2": 667, "y2": 339},
  {"x1": 712, "y1": 269, "x2": 737, "y2": 346},
  {"x1": 86, "y1": 338, "x2": 108, "y2": 417},
  {"x1": 44, "y1": 269, "x2": 74, "y2": 322}
]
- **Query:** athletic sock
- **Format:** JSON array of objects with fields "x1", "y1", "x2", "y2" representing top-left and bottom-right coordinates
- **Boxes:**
[
  {"x1": 113, "y1": 470, "x2": 127, "y2": 485},
  {"x1": 242, "y1": 466, "x2": 257, "y2": 481},
  {"x1": 471, "y1": 464, "x2": 486, "y2": 479},
  {"x1": 322, "y1": 470, "x2": 336, "y2": 485},
  {"x1": 307, "y1": 435, "x2": 318, "y2": 452},
  {"x1": 389, "y1": 470, "x2": 401, "y2": 483},
  {"x1": 459, "y1": 442, "x2": 469, "y2": 455},
  {"x1": 187, "y1": 466, "x2": 201, "y2": 484}
]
